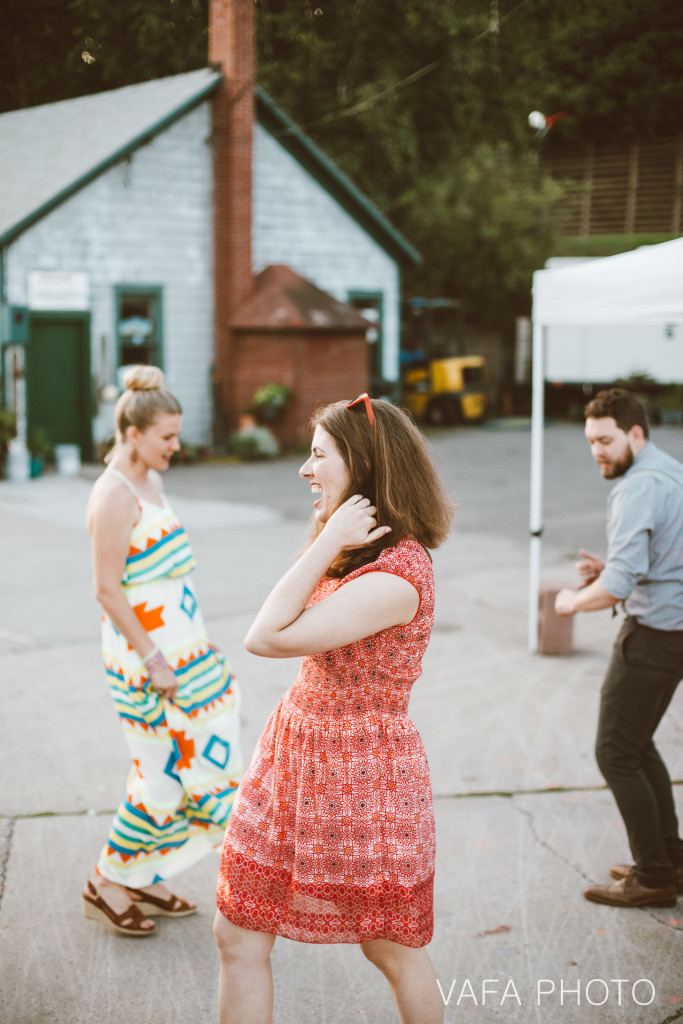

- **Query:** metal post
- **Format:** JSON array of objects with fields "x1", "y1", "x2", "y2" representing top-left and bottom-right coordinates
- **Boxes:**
[{"x1": 528, "y1": 319, "x2": 545, "y2": 651}]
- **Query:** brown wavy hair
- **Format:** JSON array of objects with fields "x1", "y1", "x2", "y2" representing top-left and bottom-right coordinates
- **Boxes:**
[
  {"x1": 584, "y1": 388, "x2": 650, "y2": 439},
  {"x1": 309, "y1": 398, "x2": 453, "y2": 577}
]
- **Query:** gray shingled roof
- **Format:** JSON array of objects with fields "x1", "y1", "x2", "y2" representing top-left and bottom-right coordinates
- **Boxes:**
[
  {"x1": 0, "y1": 68, "x2": 419, "y2": 264},
  {"x1": 0, "y1": 68, "x2": 221, "y2": 244}
]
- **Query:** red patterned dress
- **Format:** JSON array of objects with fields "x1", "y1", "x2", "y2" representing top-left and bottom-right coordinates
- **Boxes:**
[{"x1": 216, "y1": 537, "x2": 435, "y2": 947}]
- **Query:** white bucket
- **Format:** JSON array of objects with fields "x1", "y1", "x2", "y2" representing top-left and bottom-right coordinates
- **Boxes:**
[
  {"x1": 6, "y1": 441, "x2": 30, "y2": 481},
  {"x1": 54, "y1": 444, "x2": 81, "y2": 477}
]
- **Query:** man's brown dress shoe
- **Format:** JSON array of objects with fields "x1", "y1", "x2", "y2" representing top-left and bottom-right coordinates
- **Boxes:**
[
  {"x1": 610, "y1": 862, "x2": 683, "y2": 894},
  {"x1": 584, "y1": 868, "x2": 677, "y2": 908}
]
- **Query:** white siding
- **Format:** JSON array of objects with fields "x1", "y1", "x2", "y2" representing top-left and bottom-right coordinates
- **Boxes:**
[
  {"x1": 6, "y1": 104, "x2": 214, "y2": 445},
  {"x1": 6, "y1": 99, "x2": 406, "y2": 450},
  {"x1": 252, "y1": 123, "x2": 401, "y2": 383}
]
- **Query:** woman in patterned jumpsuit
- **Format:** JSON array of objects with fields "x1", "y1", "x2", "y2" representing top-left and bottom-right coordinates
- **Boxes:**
[{"x1": 82, "y1": 365, "x2": 241, "y2": 937}]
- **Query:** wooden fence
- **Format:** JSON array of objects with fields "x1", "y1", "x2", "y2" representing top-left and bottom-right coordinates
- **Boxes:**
[{"x1": 543, "y1": 135, "x2": 683, "y2": 236}]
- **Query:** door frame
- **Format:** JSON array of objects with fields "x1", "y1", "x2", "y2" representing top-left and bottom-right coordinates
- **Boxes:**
[{"x1": 347, "y1": 290, "x2": 385, "y2": 395}]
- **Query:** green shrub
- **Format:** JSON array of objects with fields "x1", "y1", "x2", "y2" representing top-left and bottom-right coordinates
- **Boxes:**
[
  {"x1": 230, "y1": 425, "x2": 280, "y2": 460},
  {"x1": 0, "y1": 409, "x2": 17, "y2": 478}
]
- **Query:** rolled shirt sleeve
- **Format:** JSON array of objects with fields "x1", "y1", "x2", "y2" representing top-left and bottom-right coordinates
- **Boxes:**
[{"x1": 597, "y1": 475, "x2": 656, "y2": 601}]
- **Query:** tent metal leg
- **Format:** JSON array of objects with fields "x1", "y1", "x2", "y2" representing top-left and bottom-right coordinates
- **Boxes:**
[{"x1": 528, "y1": 320, "x2": 546, "y2": 652}]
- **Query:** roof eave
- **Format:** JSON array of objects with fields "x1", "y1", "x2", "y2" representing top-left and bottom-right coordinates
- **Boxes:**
[{"x1": 255, "y1": 86, "x2": 421, "y2": 267}]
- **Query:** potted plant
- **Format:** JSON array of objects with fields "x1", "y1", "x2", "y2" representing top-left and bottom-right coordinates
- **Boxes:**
[
  {"x1": 237, "y1": 410, "x2": 257, "y2": 431},
  {"x1": 230, "y1": 423, "x2": 280, "y2": 461},
  {"x1": 27, "y1": 427, "x2": 53, "y2": 477},
  {"x1": 0, "y1": 409, "x2": 17, "y2": 479},
  {"x1": 250, "y1": 383, "x2": 291, "y2": 424},
  {"x1": 172, "y1": 442, "x2": 201, "y2": 465}
]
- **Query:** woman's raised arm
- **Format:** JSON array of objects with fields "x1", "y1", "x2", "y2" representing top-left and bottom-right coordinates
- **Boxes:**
[{"x1": 244, "y1": 495, "x2": 418, "y2": 658}]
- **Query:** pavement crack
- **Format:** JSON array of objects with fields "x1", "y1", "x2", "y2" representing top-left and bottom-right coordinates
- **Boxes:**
[
  {"x1": 435, "y1": 783, "x2": 612, "y2": 800},
  {"x1": 0, "y1": 634, "x2": 95, "y2": 655},
  {"x1": 644, "y1": 911, "x2": 683, "y2": 934},
  {"x1": 434, "y1": 780, "x2": 682, "y2": 799},
  {"x1": 0, "y1": 627, "x2": 35, "y2": 648},
  {"x1": 2, "y1": 809, "x2": 118, "y2": 821},
  {"x1": 510, "y1": 799, "x2": 595, "y2": 883},
  {"x1": 657, "y1": 1009, "x2": 683, "y2": 1024},
  {"x1": 511, "y1": 801, "x2": 683, "y2": 934},
  {"x1": 0, "y1": 817, "x2": 15, "y2": 914}
]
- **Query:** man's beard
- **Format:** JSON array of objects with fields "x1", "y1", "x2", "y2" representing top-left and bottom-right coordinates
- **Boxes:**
[{"x1": 600, "y1": 448, "x2": 634, "y2": 479}]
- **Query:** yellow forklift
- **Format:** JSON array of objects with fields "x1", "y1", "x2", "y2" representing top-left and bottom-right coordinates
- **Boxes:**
[
  {"x1": 403, "y1": 354, "x2": 488, "y2": 424},
  {"x1": 401, "y1": 298, "x2": 488, "y2": 425}
]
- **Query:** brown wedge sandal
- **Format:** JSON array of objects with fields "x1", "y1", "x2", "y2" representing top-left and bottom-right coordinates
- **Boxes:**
[
  {"x1": 82, "y1": 880, "x2": 156, "y2": 936},
  {"x1": 124, "y1": 886, "x2": 197, "y2": 917}
]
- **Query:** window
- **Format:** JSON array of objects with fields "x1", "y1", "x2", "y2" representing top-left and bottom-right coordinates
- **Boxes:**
[{"x1": 115, "y1": 287, "x2": 163, "y2": 381}]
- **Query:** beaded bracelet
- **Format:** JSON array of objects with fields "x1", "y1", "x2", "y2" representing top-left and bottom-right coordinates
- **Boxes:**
[{"x1": 144, "y1": 648, "x2": 169, "y2": 673}]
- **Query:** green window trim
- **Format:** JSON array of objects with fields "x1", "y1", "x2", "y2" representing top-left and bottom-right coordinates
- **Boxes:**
[
  {"x1": 114, "y1": 285, "x2": 164, "y2": 375},
  {"x1": 347, "y1": 290, "x2": 386, "y2": 396}
]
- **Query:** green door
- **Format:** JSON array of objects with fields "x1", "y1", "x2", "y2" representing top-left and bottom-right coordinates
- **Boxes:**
[{"x1": 26, "y1": 315, "x2": 91, "y2": 459}]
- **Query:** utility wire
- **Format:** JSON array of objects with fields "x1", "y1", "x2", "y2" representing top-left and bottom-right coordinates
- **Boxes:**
[{"x1": 271, "y1": 0, "x2": 532, "y2": 138}]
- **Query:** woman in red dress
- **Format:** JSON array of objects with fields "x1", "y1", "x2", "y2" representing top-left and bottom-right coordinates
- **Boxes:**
[{"x1": 215, "y1": 395, "x2": 452, "y2": 1024}]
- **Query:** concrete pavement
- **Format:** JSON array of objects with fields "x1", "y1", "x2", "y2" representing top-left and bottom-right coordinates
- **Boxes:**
[{"x1": 0, "y1": 422, "x2": 681, "y2": 1024}]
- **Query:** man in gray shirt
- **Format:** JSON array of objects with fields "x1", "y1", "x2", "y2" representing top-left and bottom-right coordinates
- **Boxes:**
[{"x1": 555, "y1": 388, "x2": 683, "y2": 908}]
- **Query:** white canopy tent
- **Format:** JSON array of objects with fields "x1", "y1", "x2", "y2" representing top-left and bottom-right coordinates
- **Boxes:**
[{"x1": 528, "y1": 237, "x2": 683, "y2": 651}]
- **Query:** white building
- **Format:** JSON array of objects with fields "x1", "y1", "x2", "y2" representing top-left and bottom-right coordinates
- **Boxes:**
[{"x1": 0, "y1": 67, "x2": 418, "y2": 458}]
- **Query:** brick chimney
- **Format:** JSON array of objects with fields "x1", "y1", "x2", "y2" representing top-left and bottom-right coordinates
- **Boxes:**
[{"x1": 209, "y1": 0, "x2": 254, "y2": 435}]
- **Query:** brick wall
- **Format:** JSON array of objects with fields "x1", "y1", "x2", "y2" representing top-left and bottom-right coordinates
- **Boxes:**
[
  {"x1": 210, "y1": 0, "x2": 403, "y2": 434},
  {"x1": 253, "y1": 123, "x2": 401, "y2": 387},
  {"x1": 231, "y1": 329, "x2": 368, "y2": 447}
]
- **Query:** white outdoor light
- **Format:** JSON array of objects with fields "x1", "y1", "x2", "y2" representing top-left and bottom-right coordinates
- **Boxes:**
[{"x1": 528, "y1": 110, "x2": 567, "y2": 141}]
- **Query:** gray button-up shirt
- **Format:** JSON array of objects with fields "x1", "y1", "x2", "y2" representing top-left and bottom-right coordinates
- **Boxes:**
[{"x1": 598, "y1": 442, "x2": 683, "y2": 630}]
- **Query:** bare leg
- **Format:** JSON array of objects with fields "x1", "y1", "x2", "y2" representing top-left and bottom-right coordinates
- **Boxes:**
[
  {"x1": 213, "y1": 912, "x2": 277, "y2": 1024},
  {"x1": 361, "y1": 939, "x2": 444, "y2": 1024}
]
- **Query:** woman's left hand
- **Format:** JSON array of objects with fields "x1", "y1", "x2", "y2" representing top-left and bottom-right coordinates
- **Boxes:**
[
  {"x1": 148, "y1": 664, "x2": 179, "y2": 701},
  {"x1": 324, "y1": 495, "x2": 391, "y2": 550}
]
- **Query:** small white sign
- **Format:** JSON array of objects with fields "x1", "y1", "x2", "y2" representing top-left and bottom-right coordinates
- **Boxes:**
[{"x1": 27, "y1": 270, "x2": 90, "y2": 311}]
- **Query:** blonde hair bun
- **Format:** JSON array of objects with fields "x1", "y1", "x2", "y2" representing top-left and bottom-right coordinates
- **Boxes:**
[
  {"x1": 123, "y1": 365, "x2": 165, "y2": 392},
  {"x1": 109, "y1": 364, "x2": 181, "y2": 462}
]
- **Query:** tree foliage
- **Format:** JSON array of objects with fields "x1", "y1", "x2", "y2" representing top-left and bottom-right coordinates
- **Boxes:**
[
  {"x1": 254, "y1": 0, "x2": 683, "y2": 320},
  {"x1": 400, "y1": 143, "x2": 564, "y2": 318},
  {"x1": 0, "y1": 0, "x2": 208, "y2": 112},
  {"x1": 2, "y1": 0, "x2": 682, "y2": 323}
]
